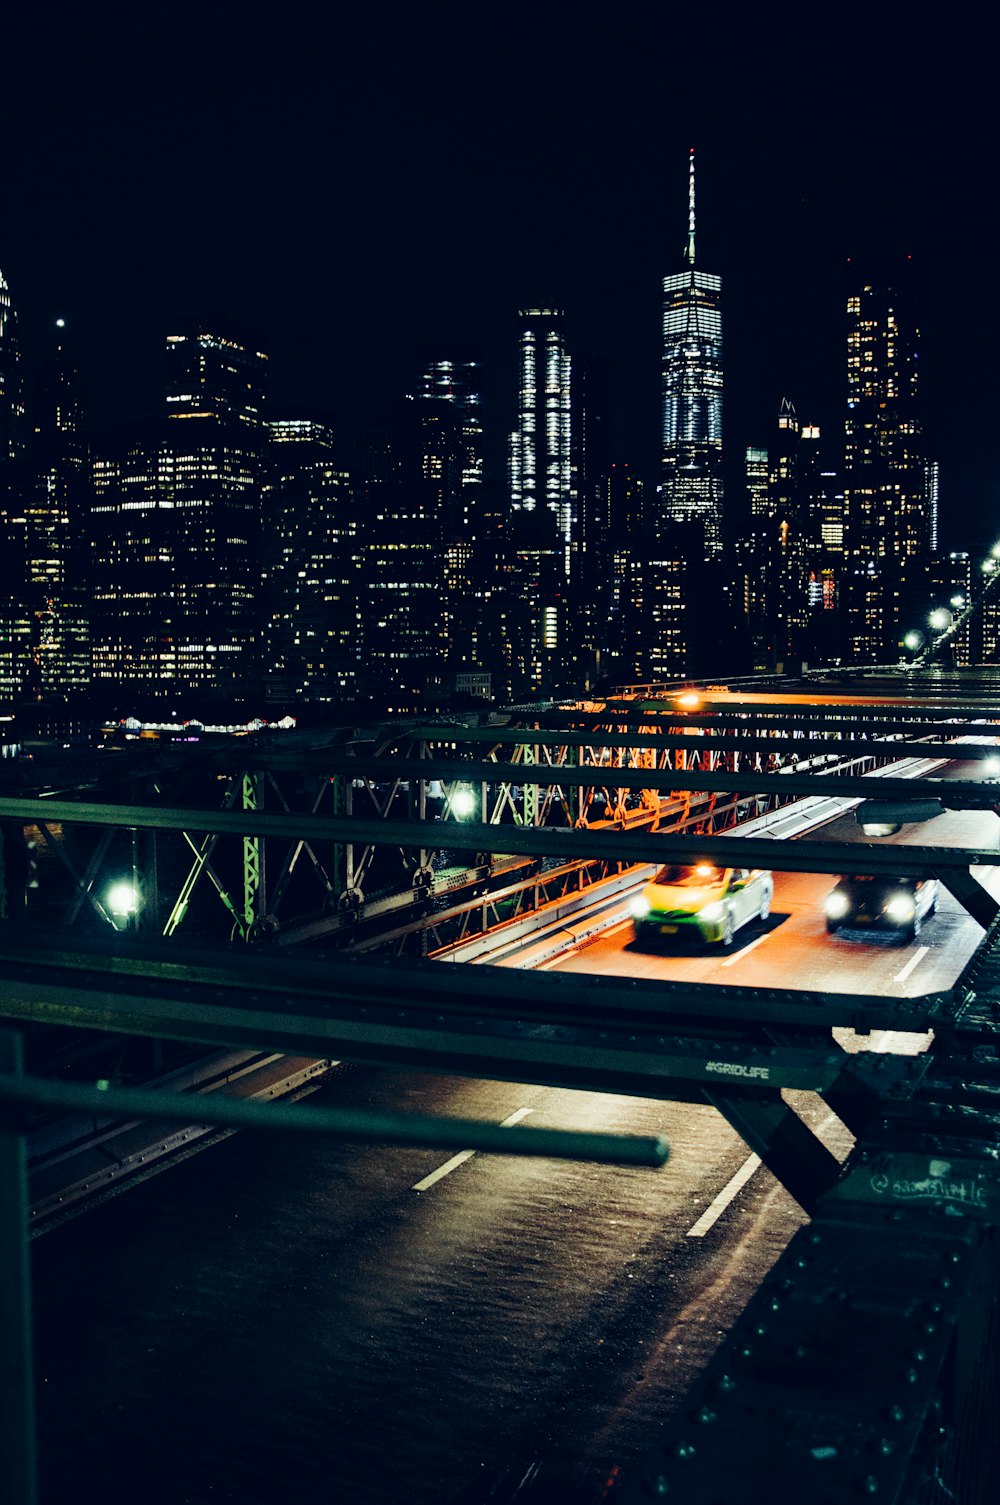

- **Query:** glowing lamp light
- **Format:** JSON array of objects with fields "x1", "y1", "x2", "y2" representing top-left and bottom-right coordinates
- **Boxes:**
[
  {"x1": 450, "y1": 788, "x2": 477, "y2": 820},
  {"x1": 983, "y1": 756, "x2": 1000, "y2": 778},
  {"x1": 107, "y1": 881, "x2": 138, "y2": 916},
  {"x1": 983, "y1": 559, "x2": 997, "y2": 574},
  {"x1": 676, "y1": 691, "x2": 701, "y2": 711},
  {"x1": 928, "y1": 608, "x2": 951, "y2": 631},
  {"x1": 903, "y1": 630, "x2": 923, "y2": 651},
  {"x1": 950, "y1": 595, "x2": 966, "y2": 609},
  {"x1": 991, "y1": 543, "x2": 1000, "y2": 559},
  {"x1": 55, "y1": 317, "x2": 66, "y2": 328}
]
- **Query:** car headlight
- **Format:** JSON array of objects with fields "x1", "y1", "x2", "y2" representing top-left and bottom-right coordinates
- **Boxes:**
[
  {"x1": 825, "y1": 893, "x2": 850, "y2": 919},
  {"x1": 629, "y1": 896, "x2": 651, "y2": 917},
  {"x1": 885, "y1": 895, "x2": 915, "y2": 922},
  {"x1": 699, "y1": 902, "x2": 725, "y2": 921}
]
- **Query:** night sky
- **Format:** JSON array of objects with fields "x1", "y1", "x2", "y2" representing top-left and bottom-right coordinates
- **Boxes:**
[{"x1": 3, "y1": 3, "x2": 995, "y2": 544}]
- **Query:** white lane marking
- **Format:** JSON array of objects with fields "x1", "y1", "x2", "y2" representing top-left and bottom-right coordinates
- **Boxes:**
[
  {"x1": 719, "y1": 931, "x2": 769, "y2": 967},
  {"x1": 411, "y1": 1149, "x2": 475, "y2": 1192},
  {"x1": 687, "y1": 1154, "x2": 762, "y2": 1237},
  {"x1": 500, "y1": 1107, "x2": 534, "y2": 1128},
  {"x1": 894, "y1": 945, "x2": 929, "y2": 984},
  {"x1": 411, "y1": 1107, "x2": 533, "y2": 1192}
]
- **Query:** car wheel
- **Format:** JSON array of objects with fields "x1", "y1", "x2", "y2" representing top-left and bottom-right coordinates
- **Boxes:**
[
  {"x1": 721, "y1": 910, "x2": 735, "y2": 947},
  {"x1": 826, "y1": 920, "x2": 840, "y2": 935},
  {"x1": 928, "y1": 891, "x2": 938, "y2": 916},
  {"x1": 759, "y1": 889, "x2": 771, "y2": 925}
]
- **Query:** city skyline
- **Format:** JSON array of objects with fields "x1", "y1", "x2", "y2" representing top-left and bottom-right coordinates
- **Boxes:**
[{"x1": 1, "y1": 5, "x2": 996, "y2": 544}]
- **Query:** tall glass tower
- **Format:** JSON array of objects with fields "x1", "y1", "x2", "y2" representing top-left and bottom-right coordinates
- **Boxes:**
[
  {"x1": 659, "y1": 151, "x2": 723, "y2": 556},
  {"x1": 509, "y1": 307, "x2": 574, "y2": 572},
  {"x1": 0, "y1": 265, "x2": 25, "y2": 463},
  {"x1": 843, "y1": 257, "x2": 928, "y2": 660}
]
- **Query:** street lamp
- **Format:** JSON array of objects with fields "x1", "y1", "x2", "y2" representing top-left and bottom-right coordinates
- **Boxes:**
[
  {"x1": 107, "y1": 881, "x2": 139, "y2": 927},
  {"x1": 902, "y1": 629, "x2": 923, "y2": 653},
  {"x1": 928, "y1": 607, "x2": 952, "y2": 632},
  {"x1": 449, "y1": 787, "x2": 477, "y2": 820}
]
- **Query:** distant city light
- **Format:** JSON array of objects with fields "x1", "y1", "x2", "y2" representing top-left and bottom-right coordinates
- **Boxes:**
[
  {"x1": 950, "y1": 595, "x2": 966, "y2": 609},
  {"x1": 55, "y1": 317, "x2": 65, "y2": 328}
]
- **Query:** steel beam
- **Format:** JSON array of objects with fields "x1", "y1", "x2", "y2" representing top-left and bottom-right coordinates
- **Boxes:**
[{"x1": 2, "y1": 796, "x2": 998, "y2": 879}]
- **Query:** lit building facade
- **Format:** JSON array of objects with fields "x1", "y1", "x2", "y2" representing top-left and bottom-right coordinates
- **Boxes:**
[
  {"x1": 165, "y1": 331, "x2": 268, "y2": 427},
  {"x1": 24, "y1": 320, "x2": 91, "y2": 694},
  {"x1": 0, "y1": 265, "x2": 25, "y2": 464},
  {"x1": 659, "y1": 151, "x2": 723, "y2": 556},
  {"x1": 509, "y1": 308, "x2": 574, "y2": 572},
  {"x1": 843, "y1": 258, "x2": 928, "y2": 659},
  {"x1": 89, "y1": 328, "x2": 266, "y2": 700},
  {"x1": 262, "y1": 417, "x2": 362, "y2": 704}
]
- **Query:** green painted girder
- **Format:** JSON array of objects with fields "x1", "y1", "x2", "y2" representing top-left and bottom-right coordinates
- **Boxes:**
[
  {"x1": 226, "y1": 756, "x2": 1000, "y2": 810},
  {"x1": 2, "y1": 795, "x2": 999, "y2": 878},
  {"x1": 0, "y1": 926, "x2": 968, "y2": 1060}
]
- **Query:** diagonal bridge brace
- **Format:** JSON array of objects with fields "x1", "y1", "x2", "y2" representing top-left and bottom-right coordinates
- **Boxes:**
[{"x1": 699, "y1": 1084, "x2": 844, "y2": 1215}]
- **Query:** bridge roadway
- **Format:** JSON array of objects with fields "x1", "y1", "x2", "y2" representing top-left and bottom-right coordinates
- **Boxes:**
[{"x1": 27, "y1": 771, "x2": 1000, "y2": 1505}]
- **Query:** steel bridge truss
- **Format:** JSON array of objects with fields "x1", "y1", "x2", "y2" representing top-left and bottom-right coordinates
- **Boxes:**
[
  {"x1": 7, "y1": 693, "x2": 1000, "y2": 956},
  {"x1": 5, "y1": 679, "x2": 1000, "y2": 1500}
]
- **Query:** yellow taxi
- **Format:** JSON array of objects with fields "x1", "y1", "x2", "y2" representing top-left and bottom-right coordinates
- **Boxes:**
[{"x1": 629, "y1": 863, "x2": 774, "y2": 947}]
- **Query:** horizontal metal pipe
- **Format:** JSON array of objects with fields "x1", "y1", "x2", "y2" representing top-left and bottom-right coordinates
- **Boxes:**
[{"x1": 0, "y1": 1073, "x2": 669, "y2": 1168}]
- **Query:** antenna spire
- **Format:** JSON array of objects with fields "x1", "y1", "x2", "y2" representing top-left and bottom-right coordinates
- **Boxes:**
[{"x1": 686, "y1": 148, "x2": 696, "y2": 266}]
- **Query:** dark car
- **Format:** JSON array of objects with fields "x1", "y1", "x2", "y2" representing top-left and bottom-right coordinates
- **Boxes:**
[{"x1": 824, "y1": 875, "x2": 939, "y2": 942}]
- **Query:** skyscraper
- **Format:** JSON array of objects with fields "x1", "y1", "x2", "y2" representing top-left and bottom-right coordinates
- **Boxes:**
[
  {"x1": 843, "y1": 257, "x2": 928, "y2": 659},
  {"x1": 659, "y1": 151, "x2": 723, "y2": 556},
  {"x1": 89, "y1": 327, "x2": 266, "y2": 700},
  {"x1": 262, "y1": 417, "x2": 361, "y2": 704},
  {"x1": 0, "y1": 265, "x2": 25, "y2": 464},
  {"x1": 509, "y1": 307, "x2": 574, "y2": 572},
  {"x1": 165, "y1": 330, "x2": 268, "y2": 427},
  {"x1": 24, "y1": 319, "x2": 91, "y2": 695}
]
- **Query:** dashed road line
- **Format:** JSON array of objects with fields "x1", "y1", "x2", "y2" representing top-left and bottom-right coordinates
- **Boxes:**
[
  {"x1": 686, "y1": 1155, "x2": 762, "y2": 1237},
  {"x1": 719, "y1": 931, "x2": 770, "y2": 967},
  {"x1": 411, "y1": 1107, "x2": 533, "y2": 1192},
  {"x1": 894, "y1": 945, "x2": 929, "y2": 984}
]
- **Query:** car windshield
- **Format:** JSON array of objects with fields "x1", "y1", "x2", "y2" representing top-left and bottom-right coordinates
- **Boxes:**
[{"x1": 654, "y1": 864, "x2": 726, "y2": 887}]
